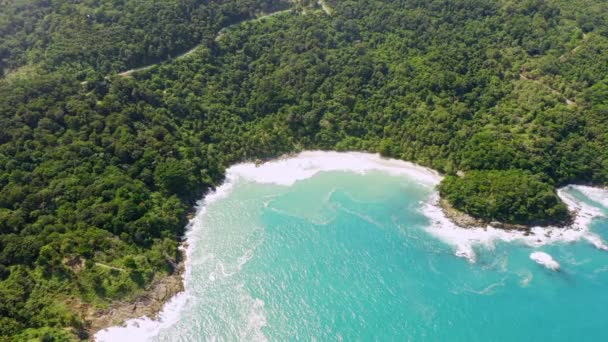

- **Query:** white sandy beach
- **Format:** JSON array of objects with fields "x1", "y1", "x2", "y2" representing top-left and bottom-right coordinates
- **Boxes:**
[{"x1": 96, "y1": 151, "x2": 608, "y2": 341}]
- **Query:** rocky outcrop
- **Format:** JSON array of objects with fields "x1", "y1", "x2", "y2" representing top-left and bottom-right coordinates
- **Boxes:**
[
  {"x1": 439, "y1": 199, "x2": 530, "y2": 232},
  {"x1": 76, "y1": 253, "x2": 185, "y2": 340}
]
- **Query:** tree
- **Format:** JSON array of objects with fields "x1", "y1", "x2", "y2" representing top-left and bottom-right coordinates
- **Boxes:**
[{"x1": 154, "y1": 159, "x2": 196, "y2": 197}]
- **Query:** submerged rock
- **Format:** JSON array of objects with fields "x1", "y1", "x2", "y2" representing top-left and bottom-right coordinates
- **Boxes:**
[{"x1": 530, "y1": 252, "x2": 560, "y2": 271}]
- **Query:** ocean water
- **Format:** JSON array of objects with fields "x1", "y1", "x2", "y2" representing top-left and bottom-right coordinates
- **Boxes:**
[{"x1": 97, "y1": 152, "x2": 608, "y2": 342}]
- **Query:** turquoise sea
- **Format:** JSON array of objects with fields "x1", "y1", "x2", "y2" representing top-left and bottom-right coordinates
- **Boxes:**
[{"x1": 97, "y1": 153, "x2": 608, "y2": 342}]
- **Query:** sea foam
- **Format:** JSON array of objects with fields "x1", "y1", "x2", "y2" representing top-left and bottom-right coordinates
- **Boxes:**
[
  {"x1": 95, "y1": 151, "x2": 608, "y2": 340},
  {"x1": 95, "y1": 181, "x2": 236, "y2": 342},
  {"x1": 530, "y1": 252, "x2": 560, "y2": 271},
  {"x1": 228, "y1": 152, "x2": 607, "y2": 263},
  {"x1": 227, "y1": 151, "x2": 442, "y2": 186},
  {"x1": 422, "y1": 186, "x2": 608, "y2": 263},
  {"x1": 575, "y1": 185, "x2": 608, "y2": 209}
]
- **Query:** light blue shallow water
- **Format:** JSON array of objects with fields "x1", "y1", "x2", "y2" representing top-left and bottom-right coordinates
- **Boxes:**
[{"x1": 153, "y1": 170, "x2": 608, "y2": 341}]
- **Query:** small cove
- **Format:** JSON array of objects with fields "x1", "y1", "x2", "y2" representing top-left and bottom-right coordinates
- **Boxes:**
[{"x1": 96, "y1": 152, "x2": 608, "y2": 341}]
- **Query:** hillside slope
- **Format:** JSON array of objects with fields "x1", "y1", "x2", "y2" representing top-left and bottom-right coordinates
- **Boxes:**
[{"x1": 1, "y1": 0, "x2": 607, "y2": 339}]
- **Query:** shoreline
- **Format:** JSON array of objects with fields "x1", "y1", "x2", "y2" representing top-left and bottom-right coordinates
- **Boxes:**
[
  {"x1": 92, "y1": 151, "x2": 608, "y2": 339},
  {"x1": 93, "y1": 151, "x2": 443, "y2": 340},
  {"x1": 438, "y1": 198, "x2": 572, "y2": 232},
  {"x1": 94, "y1": 174, "x2": 237, "y2": 341},
  {"x1": 87, "y1": 248, "x2": 186, "y2": 340},
  {"x1": 424, "y1": 186, "x2": 608, "y2": 263}
]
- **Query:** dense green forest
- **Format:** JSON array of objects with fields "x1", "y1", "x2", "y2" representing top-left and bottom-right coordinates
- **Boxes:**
[
  {"x1": 439, "y1": 170, "x2": 570, "y2": 225},
  {"x1": 0, "y1": 0, "x2": 290, "y2": 77},
  {"x1": 1, "y1": 0, "x2": 608, "y2": 339}
]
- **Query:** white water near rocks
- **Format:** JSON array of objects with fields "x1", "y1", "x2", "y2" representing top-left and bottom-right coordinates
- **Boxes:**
[
  {"x1": 530, "y1": 252, "x2": 560, "y2": 271},
  {"x1": 96, "y1": 151, "x2": 608, "y2": 341}
]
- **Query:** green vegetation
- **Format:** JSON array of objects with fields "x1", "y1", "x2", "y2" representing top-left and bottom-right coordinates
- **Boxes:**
[
  {"x1": 1, "y1": 0, "x2": 608, "y2": 339},
  {"x1": 439, "y1": 170, "x2": 570, "y2": 225},
  {"x1": 0, "y1": 0, "x2": 290, "y2": 77}
]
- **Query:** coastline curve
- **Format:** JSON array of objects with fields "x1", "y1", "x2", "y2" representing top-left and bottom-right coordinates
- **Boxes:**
[{"x1": 95, "y1": 151, "x2": 608, "y2": 341}]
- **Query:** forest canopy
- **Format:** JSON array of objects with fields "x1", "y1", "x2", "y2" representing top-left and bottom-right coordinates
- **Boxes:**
[
  {"x1": 1, "y1": 0, "x2": 608, "y2": 339},
  {"x1": 439, "y1": 170, "x2": 570, "y2": 225}
]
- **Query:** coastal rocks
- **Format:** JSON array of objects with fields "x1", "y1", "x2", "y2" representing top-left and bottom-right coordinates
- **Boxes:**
[
  {"x1": 439, "y1": 199, "x2": 486, "y2": 228},
  {"x1": 530, "y1": 252, "x2": 560, "y2": 271},
  {"x1": 425, "y1": 186, "x2": 608, "y2": 263},
  {"x1": 87, "y1": 253, "x2": 185, "y2": 339},
  {"x1": 439, "y1": 199, "x2": 529, "y2": 231},
  {"x1": 94, "y1": 153, "x2": 608, "y2": 339}
]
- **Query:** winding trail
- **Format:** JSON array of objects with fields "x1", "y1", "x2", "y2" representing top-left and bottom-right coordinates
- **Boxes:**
[
  {"x1": 214, "y1": 8, "x2": 293, "y2": 42},
  {"x1": 519, "y1": 72, "x2": 576, "y2": 106},
  {"x1": 95, "y1": 262, "x2": 126, "y2": 272},
  {"x1": 559, "y1": 32, "x2": 589, "y2": 62},
  {"x1": 318, "y1": 0, "x2": 333, "y2": 16},
  {"x1": 116, "y1": 1, "x2": 335, "y2": 77},
  {"x1": 118, "y1": 8, "x2": 297, "y2": 77},
  {"x1": 515, "y1": 33, "x2": 591, "y2": 107}
]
